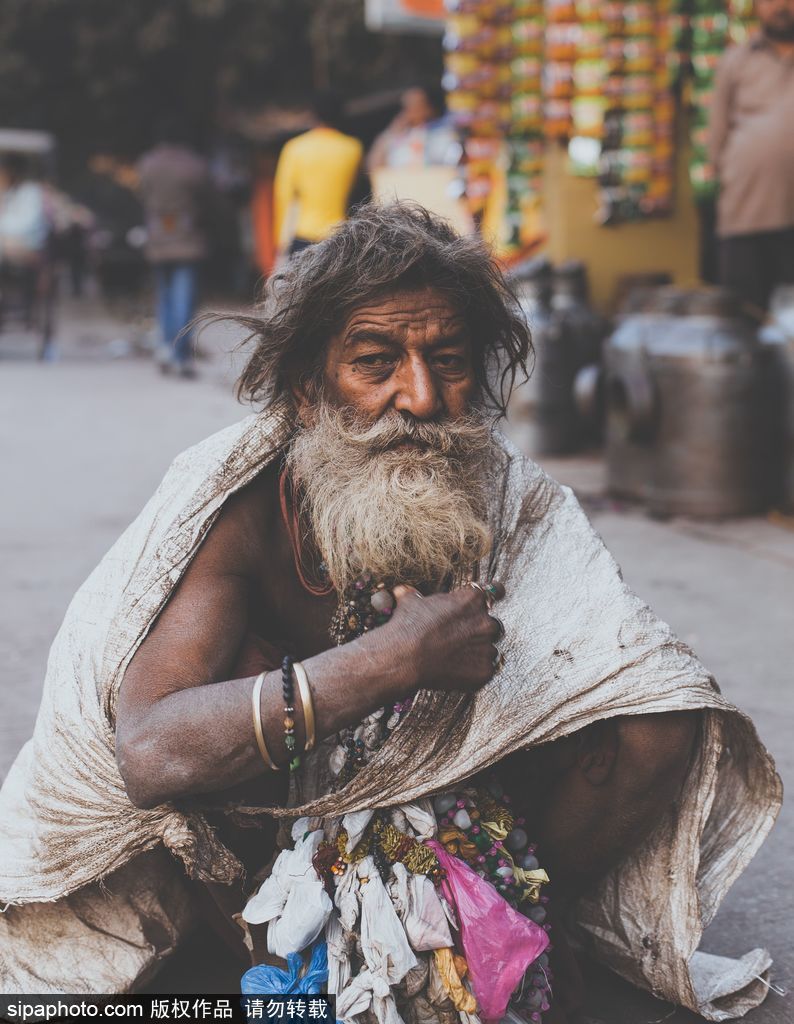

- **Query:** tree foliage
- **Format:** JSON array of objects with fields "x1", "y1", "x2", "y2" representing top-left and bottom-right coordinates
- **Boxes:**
[{"x1": 0, "y1": 0, "x2": 441, "y2": 168}]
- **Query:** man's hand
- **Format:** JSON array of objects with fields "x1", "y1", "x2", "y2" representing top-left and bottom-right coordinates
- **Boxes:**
[{"x1": 384, "y1": 582, "x2": 506, "y2": 693}]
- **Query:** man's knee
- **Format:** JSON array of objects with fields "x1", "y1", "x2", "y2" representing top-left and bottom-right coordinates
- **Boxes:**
[{"x1": 615, "y1": 710, "x2": 699, "y2": 800}]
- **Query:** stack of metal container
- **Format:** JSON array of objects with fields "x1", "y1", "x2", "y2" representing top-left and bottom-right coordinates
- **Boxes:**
[
  {"x1": 504, "y1": 259, "x2": 608, "y2": 457},
  {"x1": 603, "y1": 287, "x2": 773, "y2": 518}
]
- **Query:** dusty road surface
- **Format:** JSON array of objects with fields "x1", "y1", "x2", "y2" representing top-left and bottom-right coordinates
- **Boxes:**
[{"x1": 1, "y1": 300, "x2": 790, "y2": 1021}]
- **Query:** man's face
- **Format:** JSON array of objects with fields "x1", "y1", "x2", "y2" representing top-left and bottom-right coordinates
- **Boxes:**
[
  {"x1": 401, "y1": 89, "x2": 436, "y2": 127},
  {"x1": 307, "y1": 287, "x2": 478, "y2": 426},
  {"x1": 757, "y1": 0, "x2": 794, "y2": 40}
]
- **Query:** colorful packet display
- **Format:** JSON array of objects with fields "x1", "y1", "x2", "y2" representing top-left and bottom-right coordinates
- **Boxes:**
[
  {"x1": 507, "y1": 0, "x2": 545, "y2": 247},
  {"x1": 444, "y1": 0, "x2": 548, "y2": 248},
  {"x1": 687, "y1": 0, "x2": 729, "y2": 200},
  {"x1": 440, "y1": 0, "x2": 755, "y2": 234},
  {"x1": 444, "y1": 1, "x2": 513, "y2": 218},
  {"x1": 543, "y1": 0, "x2": 578, "y2": 139}
]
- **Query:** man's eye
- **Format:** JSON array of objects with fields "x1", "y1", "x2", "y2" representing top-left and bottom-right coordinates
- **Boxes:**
[
  {"x1": 357, "y1": 355, "x2": 394, "y2": 368},
  {"x1": 434, "y1": 354, "x2": 465, "y2": 369}
]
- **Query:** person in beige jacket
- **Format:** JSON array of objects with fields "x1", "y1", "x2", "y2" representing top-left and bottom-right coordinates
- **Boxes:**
[{"x1": 708, "y1": 0, "x2": 794, "y2": 310}]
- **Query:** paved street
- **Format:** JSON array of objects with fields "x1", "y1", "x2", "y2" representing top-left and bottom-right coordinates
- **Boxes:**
[{"x1": 0, "y1": 300, "x2": 791, "y2": 1021}]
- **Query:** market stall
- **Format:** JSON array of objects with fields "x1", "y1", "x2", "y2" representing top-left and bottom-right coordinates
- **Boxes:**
[{"x1": 442, "y1": 0, "x2": 757, "y2": 308}]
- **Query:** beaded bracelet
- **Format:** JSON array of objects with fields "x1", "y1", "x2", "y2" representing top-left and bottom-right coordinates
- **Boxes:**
[{"x1": 281, "y1": 655, "x2": 301, "y2": 773}]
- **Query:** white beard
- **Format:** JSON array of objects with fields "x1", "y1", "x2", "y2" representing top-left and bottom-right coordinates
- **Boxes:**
[{"x1": 284, "y1": 402, "x2": 494, "y2": 595}]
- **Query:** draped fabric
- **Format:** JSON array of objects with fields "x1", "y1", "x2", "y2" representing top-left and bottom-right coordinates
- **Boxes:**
[{"x1": 0, "y1": 397, "x2": 781, "y2": 1017}]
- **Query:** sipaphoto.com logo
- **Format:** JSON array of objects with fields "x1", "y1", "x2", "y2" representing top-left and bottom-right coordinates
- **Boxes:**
[{"x1": 1, "y1": 997, "x2": 143, "y2": 1021}]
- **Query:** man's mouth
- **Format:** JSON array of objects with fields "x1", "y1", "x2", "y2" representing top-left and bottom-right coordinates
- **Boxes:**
[{"x1": 390, "y1": 438, "x2": 429, "y2": 449}]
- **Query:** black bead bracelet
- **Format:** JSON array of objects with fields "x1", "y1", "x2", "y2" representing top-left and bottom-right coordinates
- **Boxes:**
[{"x1": 281, "y1": 655, "x2": 300, "y2": 773}]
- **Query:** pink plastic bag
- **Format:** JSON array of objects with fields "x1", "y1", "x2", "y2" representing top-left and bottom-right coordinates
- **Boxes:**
[{"x1": 427, "y1": 840, "x2": 549, "y2": 1022}]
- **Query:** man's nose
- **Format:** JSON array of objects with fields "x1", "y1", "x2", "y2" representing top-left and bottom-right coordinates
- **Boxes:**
[{"x1": 392, "y1": 359, "x2": 442, "y2": 420}]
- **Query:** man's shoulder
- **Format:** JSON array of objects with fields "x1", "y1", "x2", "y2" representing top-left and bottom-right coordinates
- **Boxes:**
[
  {"x1": 136, "y1": 147, "x2": 162, "y2": 173},
  {"x1": 202, "y1": 464, "x2": 277, "y2": 575},
  {"x1": 153, "y1": 404, "x2": 291, "y2": 539},
  {"x1": 288, "y1": 130, "x2": 315, "y2": 149},
  {"x1": 161, "y1": 415, "x2": 284, "y2": 581},
  {"x1": 339, "y1": 131, "x2": 364, "y2": 156},
  {"x1": 491, "y1": 432, "x2": 569, "y2": 523},
  {"x1": 137, "y1": 145, "x2": 206, "y2": 177},
  {"x1": 293, "y1": 128, "x2": 362, "y2": 154},
  {"x1": 294, "y1": 126, "x2": 362, "y2": 159},
  {"x1": 279, "y1": 133, "x2": 307, "y2": 161},
  {"x1": 718, "y1": 37, "x2": 760, "y2": 74}
]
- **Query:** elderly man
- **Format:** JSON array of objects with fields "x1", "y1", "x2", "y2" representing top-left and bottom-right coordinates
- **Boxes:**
[
  {"x1": 0, "y1": 206, "x2": 780, "y2": 1021},
  {"x1": 708, "y1": 0, "x2": 794, "y2": 310}
]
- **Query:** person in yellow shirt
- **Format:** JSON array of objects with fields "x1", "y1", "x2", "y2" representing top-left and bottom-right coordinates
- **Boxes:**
[{"x1": 274, "y1": 91, "x2": 363, "y2": 257}]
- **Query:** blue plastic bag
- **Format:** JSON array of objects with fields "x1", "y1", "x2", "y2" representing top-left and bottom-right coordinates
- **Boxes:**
[{"x1": 241, "y1": 940, "x2": 329, "y2": 995}]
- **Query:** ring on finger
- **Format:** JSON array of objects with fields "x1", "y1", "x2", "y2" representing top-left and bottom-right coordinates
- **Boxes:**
[
  {"x1": 490, "y1": 615, "x2": 506, "y2": 641},
  {"x1": 492, "y1": 650, "x2": 506, "y2": 672},
  {"x1": 468, "y1": 580, "x2": 495, "y2": 610}
]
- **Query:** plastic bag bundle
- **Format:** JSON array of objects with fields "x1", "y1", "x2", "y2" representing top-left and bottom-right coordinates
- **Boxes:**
[
  {"x1": 242, "y1": 818, "x2": 333, "y2": 958},
  {"x1": 389, "y1": 862, "x2": 454, "y2": 953},
  {"x1": 427, "y1": 841, "x2": 548, "y2": 1022},
  {"x1": 241, "y1": 941, "x2": 329, "y2": 995}
]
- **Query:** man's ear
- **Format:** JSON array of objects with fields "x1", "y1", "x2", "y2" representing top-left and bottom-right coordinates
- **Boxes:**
[{"x1": 288, "y1": 372, "x2": 319, "y2": 424}]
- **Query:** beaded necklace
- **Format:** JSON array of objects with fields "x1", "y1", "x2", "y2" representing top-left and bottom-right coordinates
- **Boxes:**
[
  {"x1": 328, "y1": 571, "x2": 396, "y2": 646},
  {"x1": 278, "y1": 466, "x2": 333, "y2": 598},
  {"x1": 279, "y1": 466, "x2": 400, "y2": 642},
  {"x1": 312, "y1": 810, "x2": 446, "y2": 892},
  {"x1": 279, "y1": 468, "x2": 414, "y2": 782}
]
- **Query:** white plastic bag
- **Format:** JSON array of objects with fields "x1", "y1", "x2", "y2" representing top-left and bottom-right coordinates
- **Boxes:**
[
  {"x1": 389, "y1": 862, "x2": 453, "y2": 952},
  {"x1": 242, "y1": 822, "x2": 332, "y2": 958}
]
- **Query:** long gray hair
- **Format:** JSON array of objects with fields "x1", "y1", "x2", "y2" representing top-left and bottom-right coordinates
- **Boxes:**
[{"x1": 233, "y1": 202, "x2": 532, "y2": 418}]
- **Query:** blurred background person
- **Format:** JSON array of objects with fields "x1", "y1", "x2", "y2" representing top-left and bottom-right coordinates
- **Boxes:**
[
  {"x1": 49, "y1": 191, "x2": 94, "y2": 300},
  {"x1": 0, "y1": 153, "x2": 49, "y2": 261},
  {"x1": 208, "y1": 133, "x2": 253, "y2": 297},
  {"x1": 0, "y1": 152, "x2": 55, "y2": 357},
  {"x1": 250, "y1": 145, "x2": 280, "y2": 283},
  {"x1": 708, "y1": 0, "x2": 794, "y2": 312},
  {"x1": 366, "y1": 84, "x2": 454, "y2": 173},
  {"x1": 136, "y1": 118, "x2": 215, "y2": 377},
  {"x1": 72, "y1": 152, "x2": 146, "y2": 302},
  {"x1": 365, "y1": 84, "x2": 470, "y2": 235},
  {"x1": 273, "y1": 90, "x2": 363, "y2": 258}
]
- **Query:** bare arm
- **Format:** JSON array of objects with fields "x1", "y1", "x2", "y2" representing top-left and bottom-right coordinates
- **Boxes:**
[
  {"x1": 707, "y1": 53, "x2": 734, "y2": 176},
  {"x1": 366, "y1": 124, "x2": 401, "y2": 175},
  {"x1": 116, "y1": 505, "x2": 504, "y2": 809}
]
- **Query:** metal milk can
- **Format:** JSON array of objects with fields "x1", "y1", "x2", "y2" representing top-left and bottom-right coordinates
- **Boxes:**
[
  {"x1": 764, "y1": 285, "x2": 794, "y2": 511},
  {"x1": 502, "y1": 258, "x2": 559, "y2": 456},
  {"x1": 604, "y1": 288, "x2": 686, "y2": 502},
  {"x1": 505, "y1": 259, "x2": 604, "y2": 456},
  {"x1": 606, "y1": 288, "x2": 772, "y2": 516}
]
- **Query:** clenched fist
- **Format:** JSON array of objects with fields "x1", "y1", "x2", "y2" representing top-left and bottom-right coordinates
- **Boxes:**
[{"x1": 380, "y1": 582, "x2": 506, "y2": 693}]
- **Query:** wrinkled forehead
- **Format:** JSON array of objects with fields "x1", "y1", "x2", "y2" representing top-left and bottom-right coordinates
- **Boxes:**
[{"x1": 337, "y1": 287, "x2": 468, "y2": 343}]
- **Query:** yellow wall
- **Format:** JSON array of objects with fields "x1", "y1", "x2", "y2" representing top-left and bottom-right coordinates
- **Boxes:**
[{"x1": 541, "y1": 124, "x2": 701, "y2": 311}]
